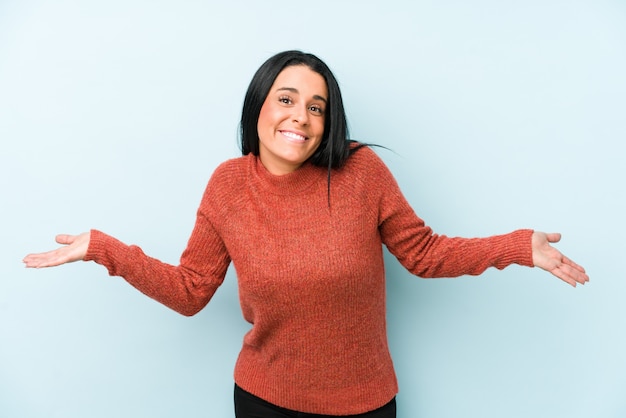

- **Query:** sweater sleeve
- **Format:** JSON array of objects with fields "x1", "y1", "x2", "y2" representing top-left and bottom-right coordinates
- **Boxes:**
[
  {"x1": 84, "y1": 185, "x2": 231, "y2": 316},
  {"x1": 370, "y1": 154, "x2": 534, "y2": 278}
]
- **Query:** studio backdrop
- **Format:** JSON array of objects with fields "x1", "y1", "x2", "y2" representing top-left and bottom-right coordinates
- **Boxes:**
[{"x1": 1, "y1": 1, "x2": 624, "y2": 417}]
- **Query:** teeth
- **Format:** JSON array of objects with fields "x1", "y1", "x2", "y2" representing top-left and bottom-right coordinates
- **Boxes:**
[{"x1": 281, "y1": 131, "x2": 306, "y2": 141}]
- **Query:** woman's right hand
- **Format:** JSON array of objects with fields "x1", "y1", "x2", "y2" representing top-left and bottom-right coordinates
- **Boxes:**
[{"x1": 23, "y1": 232, "x2": 90, "y2": 268}]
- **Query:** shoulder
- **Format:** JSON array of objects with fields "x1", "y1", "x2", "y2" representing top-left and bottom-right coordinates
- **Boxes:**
[
  {"x1": 340, "y1": 144, "x2": 395, "y2": 182},
  {"x1": 207, "y1": 155, "x2": 250, "y2": 189},
  {"x1": 330, "y1": 144, "x2": 401, "y2": 204},
  {"x1": 213, "y1": 154, "x2": 249, "y2": 177},
  {"x1": 198, "y1": 155, "x2": 251, "y2": 212}
]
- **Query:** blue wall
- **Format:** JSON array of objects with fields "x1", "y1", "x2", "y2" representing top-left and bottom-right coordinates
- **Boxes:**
[{"x1": 1, "y1": 1, "x2": 624, "y2": 417}]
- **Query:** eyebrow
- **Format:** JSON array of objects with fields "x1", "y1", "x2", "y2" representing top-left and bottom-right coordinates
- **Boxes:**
[{"x1": 276, "y1": 87, "x2": 327, "y2": 104}]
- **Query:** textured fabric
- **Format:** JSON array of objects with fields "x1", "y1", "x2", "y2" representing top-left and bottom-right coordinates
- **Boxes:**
[
  {"x1": 234, "y1": 384, "x2": 397, "y2": 417},
  {"x1": 84, "y1": 146, "x2": 534, "y2": 415}
]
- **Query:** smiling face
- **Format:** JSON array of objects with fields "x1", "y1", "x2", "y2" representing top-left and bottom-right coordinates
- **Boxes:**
[{"x1": 256, "y1": 65, "x2": 328, "y2": 175}]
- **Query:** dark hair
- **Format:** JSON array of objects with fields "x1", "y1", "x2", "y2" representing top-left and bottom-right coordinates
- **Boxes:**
[{"x1": 240, "y1": 50, "x2": 356, "y2": 170}]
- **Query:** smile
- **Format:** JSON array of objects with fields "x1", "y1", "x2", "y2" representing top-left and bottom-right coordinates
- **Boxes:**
[{"x1": 280, "y1": 130, "x2": 307, "y2": 142}]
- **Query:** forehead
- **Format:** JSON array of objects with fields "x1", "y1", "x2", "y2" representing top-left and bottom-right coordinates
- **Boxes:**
[{"x1": 271, "y1": 65, "x2": 328, "y2": 97}]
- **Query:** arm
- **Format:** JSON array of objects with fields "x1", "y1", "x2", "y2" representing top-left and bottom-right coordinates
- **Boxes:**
[
  {"x1": 84, "y1": 213, "x2": 230, "y2": 316},
  {"x1": 23, "y1": 184, "x2": 232, "y2": 315},
  {"x1": 368, "y1": 153, "x2": 588, "y2": 285}
]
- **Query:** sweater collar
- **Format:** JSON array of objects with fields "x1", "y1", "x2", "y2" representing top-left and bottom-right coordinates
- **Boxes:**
[{"x1": 249, "y1": 154, "x2": 325, "y2": 195}]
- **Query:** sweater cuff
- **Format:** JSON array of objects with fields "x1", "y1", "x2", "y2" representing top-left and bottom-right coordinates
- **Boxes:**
[
  {"x1": 84, "y1": 229, "x2": 104, "y2": 263},
  {"x1": 509, "y1": 228, "x2": 534, "y2": 268},
  {"x1": 83, "y1": 229, "x2": 128, "y2": 272}
]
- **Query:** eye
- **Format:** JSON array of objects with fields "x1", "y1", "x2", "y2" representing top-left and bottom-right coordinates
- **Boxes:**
[
  {"x1": 278, "y1": 95, "x2": 292, "y2": 105},
  {"x1": 308, "y1": 105, "x2": 325, "y2": 115}
]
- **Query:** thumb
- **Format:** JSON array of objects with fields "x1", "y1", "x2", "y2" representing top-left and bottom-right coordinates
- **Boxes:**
[
  {"x1": 55, "y1": 234, "x2": 77, "y2": 245},
  {"x1": 545, "y1": 232, "x2": 562, "y2": 244}
]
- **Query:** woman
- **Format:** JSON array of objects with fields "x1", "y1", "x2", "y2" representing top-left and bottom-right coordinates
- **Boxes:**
[{"x1": 23, "y1": 50, "x2": 589, "y2": 418}]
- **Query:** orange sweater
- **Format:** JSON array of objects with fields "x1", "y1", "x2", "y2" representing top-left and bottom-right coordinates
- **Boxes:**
[{"x1": 85, "y1": 146, "x2": 533, "y2": 415}]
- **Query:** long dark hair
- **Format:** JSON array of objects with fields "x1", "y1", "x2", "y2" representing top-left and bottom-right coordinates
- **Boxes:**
[{"x1": 240, "y1": 50, "x2": 357, "y2": 170}]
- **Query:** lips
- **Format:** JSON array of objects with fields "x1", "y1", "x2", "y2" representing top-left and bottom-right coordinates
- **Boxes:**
[{"x1": 279, "y1": 130, "x2": 307, "y2": 141}]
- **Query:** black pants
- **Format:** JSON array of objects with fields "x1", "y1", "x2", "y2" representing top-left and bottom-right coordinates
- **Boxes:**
[{"x1": 234, "y1": 384, "x2": 397, "y2": 418}]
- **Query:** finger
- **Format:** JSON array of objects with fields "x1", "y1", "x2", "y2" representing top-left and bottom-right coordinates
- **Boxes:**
[
  {"x1": 545, "y1": 232, "x2": 562, "y2": 244},
  {"x1": 23, "y1": 249, "x2": 56, "y2": 264},
  {"x1": 552, "y1": 267, "x2": 577, "y2": 287},
  {"x1": 567, "y1": 266, "x2": 589, "y2": 284},
  {"x1": 556, "y1": 255, "x2": 589, "y2": 284},
  {"x1": 23, "y1": 252, "x2": 60, "y2": 268},
  {"x1": 555, "y1": 263, "x2": 588, "y2": 286},
  {"x1": 23, "y1": 255, "x2": 51, "y2": 268},
  {"x1": 561, "y1": 255, "x2": 587, "y2": 274},
  {"x1": 55, "y1": 234, "x2": 76, "y2": 245},
  {"x1": 23, "y1": 247, "x2": 75, "y2": 268}
]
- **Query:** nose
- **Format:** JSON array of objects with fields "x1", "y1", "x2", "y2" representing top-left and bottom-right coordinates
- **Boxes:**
[{"x1": 292, "y1": 104, "x2": 309, "y2": 125}]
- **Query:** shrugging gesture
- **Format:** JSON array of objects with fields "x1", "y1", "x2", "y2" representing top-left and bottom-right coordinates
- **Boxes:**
[
  {"x1": 23, "y1": 230, "x2": 588, "y2": 288},
  {"x1": 19, "y1": 50, "x2": 591, "y2": 417}
]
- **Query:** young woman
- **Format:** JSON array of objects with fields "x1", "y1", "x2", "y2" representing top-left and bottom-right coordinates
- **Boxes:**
[{"x1": 23, "y1": 50, "x2": 589, "y2": 418}]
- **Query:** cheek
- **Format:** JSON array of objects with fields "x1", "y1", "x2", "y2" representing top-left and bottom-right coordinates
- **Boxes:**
[
  {"x1": 257, "y1": 105, "x2": 271, "y2": 133},
  {"x1": 313, "y1": 118, "x2": 326, "y2": 140}
]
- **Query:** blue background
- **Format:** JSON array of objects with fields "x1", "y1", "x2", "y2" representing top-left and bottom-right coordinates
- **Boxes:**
[{"x1": 1, "y1": 1, "x2": 624, "y2": 417}]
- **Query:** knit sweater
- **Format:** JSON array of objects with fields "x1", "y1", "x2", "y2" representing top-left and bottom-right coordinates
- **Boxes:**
[{"x1": 84, "y1": 146, "x2": 534, "y2": 415}]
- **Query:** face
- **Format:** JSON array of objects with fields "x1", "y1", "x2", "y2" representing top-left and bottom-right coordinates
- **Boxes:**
[{"x1": 257, "y1": 65, "x2": 328, "y2": 175}]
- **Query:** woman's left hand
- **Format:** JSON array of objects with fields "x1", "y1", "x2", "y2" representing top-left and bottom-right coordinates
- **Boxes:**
[{"x1": 532, "y1": 231, "x2": 589, "y2": 287}]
